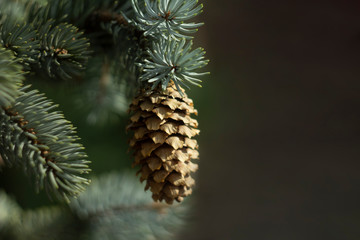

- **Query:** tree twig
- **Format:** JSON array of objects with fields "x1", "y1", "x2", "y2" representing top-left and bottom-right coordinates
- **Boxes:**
[{"x1": 93, "y1": 10, "x2": 128, "y2": 26}]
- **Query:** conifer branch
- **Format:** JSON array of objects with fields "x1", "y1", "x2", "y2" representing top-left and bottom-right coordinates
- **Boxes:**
[
  {"x1": 0, "y1": 0, "x2": 209, "y2": 237},
  {"x1": 84, "y1": 202, "x2": 170, "y2": 219},
  {"x1": 70, "y1": 172, "x2": 185, "y2": 239},
  {"x1": 0, "y1": 47, "x2": 24, "y2": 108},
  {"x1": 37, "y1": 20, "x2": 91, "y2": 80},
  {"x1": 131, "y1": 0, "x2": 204, "y2": 39},
  {"x1": 93, "y1": 9, "x2": 129, "y2": 26},
  {"x1": 77, "y1": 56, "x2": 128, "y2": 125},
  {"x1": 0, "y1": 86, "x2": 91, "y2": 203},
  {"x1": 139, "y1": 38, "x2": 209, "y2": 91},
  {"x1": 0, "y1": 191, "x2": 73, "y2": 240},
  {"x1": 0, "y1": 190, "x2": 21, "y2": 232},
  {"x1": 0, "y1": 21, "x2": 40, "y2": 67}
]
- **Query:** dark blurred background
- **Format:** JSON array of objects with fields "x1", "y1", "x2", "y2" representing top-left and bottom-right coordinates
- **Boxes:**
[
  {"x1": 182, "y1": 1, "x2": 360, "y2": 239},
  {"x1": 2, "y1": 0, "x2": 360, "y2": 239}
]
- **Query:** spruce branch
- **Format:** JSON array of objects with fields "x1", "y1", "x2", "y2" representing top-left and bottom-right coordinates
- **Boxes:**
[
  {"x1": 0, "y1": 193, "x2": 75, "y2": 240},
  {"x1": 0, "y1": 0, "x2": 210, "y2": 237},
  {"x1": 27, "y1": 0, "x2": 132, "y2": 29},
  {"x1": 93, "y1": 9, "x2": 129, "y2": 26},
  {"x1": 102, "y1": 20, "x2": 149, "y2": 74},
  {"x1": 26, "y1": 0, "x2": 69, "y2": 26},
  {"x1": 78, "y1": 56, "x2": 128, "y2": 125},
  {"x1": 71, "y1": 172, "x2": 152, "y2": 218},
  {"x1": 97, "y1": 6, "x2": 149, "y2": 71},
  {"x1": 0, "y1": 0, "x2": 27, "y2": 23},
  {"x1": 0, "y1": 20, "x2": 40, "y2": 66},
  {"x1": 131, "y1": 0, "x2": 204, "y2": 39},
  {"x1": 0, "y1": 172, "x2": 186, "y2": 240},
  {"x1": 70, "y1": 172, "x2": 185, "y2": 240},
  {"x1": 0, "y1": 85, "x2": 91, "y2": 203},
  {"x1": 0, "y1": 190, "x2": 21, "y2": 233},
  {"x1": 0, "y1": 47, "x2": 24, "y2": 108},
  {"x1": 37, "y1": 20, "x2": 91, "y2": 80},
  {"x1": 13, "y1": 206, "x2": 73, "y2": 240},
  {"x1": 139, "y1": 38, "x2": 209, "y2": 91}
]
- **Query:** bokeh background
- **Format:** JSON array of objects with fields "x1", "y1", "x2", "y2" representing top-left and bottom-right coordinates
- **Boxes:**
[
  {"x1": 1, "y1": 0, "x2": 360, "y2": 239},
  {"x1": 182, "y1": 1, "x2": 360, "y2": 239}
]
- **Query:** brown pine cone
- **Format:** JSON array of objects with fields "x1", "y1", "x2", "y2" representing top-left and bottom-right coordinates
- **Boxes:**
[{"x1": 126, "y1": 82, "x2": 200, "y2": 204}]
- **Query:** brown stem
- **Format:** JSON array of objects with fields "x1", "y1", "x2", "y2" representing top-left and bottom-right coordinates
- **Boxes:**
[
  {"x1": 93, "y1": 10, "x2": 128, "y2": 26},
  {"x1": 0, "y1": 154, "x2": 4, "y2": 167},
  {"x1": 97, "y1": 57, "x2": 111, "y2": 103},
  {"x1": 86, "y1": 202, "x2": 172, "y2": 219}
]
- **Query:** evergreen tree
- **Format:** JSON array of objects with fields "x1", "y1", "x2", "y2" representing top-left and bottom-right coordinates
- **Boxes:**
[{"x1": 0, "y1": 0, "x2": 208, "y2": 239}]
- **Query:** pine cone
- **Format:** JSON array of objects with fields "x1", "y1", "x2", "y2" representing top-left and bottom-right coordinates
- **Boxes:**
[{"x1": 127, "y1": 82, "x2": 200, "y2": 204}]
